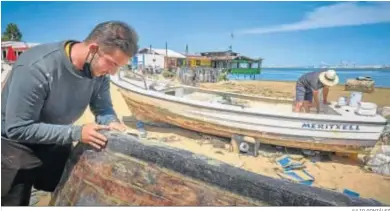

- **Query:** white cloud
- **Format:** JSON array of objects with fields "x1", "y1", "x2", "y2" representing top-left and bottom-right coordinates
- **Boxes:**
[{"x1": 237, "y1": 2, "x2": 390, "y2": 35}]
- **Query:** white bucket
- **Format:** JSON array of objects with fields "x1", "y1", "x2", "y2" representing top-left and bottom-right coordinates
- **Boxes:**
[
  {"x1": 356, "y1": 102, "x2": 377, "y2": 116},
  {"x1": 338, "y1": 96, "x2": 348, "y2": 106},
  {"x1": 349, "y1": 91, "x2": 362, "y2": 107},
  {"x1": 358, "y1": 102, "x2": 377, "y2": 110}
]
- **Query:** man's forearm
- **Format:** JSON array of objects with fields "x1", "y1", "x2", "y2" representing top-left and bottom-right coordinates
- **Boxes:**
[
  {"x1": 323, "y1": 87, "x2": 329, "y2": 102},
  {"x1": 93, "y1": 109, "x2": 119, "y2": 125},
  {"x1": 5, "y1": 123, "x2": 82, "y2": 145},
  {"x1": 313, "y1": 93, "x2": 320, "y2": 111}
]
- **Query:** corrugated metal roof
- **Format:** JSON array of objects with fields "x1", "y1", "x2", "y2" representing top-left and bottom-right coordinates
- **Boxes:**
[
  {"x1": 139, "y1": 47, "x2": 186, "y2": 58},
  {"x1": 152, "y1": 48, "x2": 186, "y2": 58}
]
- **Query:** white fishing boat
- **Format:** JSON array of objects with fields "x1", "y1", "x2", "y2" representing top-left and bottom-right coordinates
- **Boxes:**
[{"x1": 110, "y1": 71, "x2": 387, "y2": 154}]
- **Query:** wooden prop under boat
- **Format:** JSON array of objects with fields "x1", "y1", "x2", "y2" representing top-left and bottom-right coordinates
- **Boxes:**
[
  {"x1": 110, "y1": 72, "x2": 387, "y2": 154},
  {"x1": 49, "y1": 131, "x2": 383, "y2": 206}
]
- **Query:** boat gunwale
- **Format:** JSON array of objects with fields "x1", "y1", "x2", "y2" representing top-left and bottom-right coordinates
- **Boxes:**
[{"x1": 110, "y1": 74, "x2": 387, "y2": 125}]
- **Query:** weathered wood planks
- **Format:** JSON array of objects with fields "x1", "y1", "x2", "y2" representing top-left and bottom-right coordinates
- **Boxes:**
[{"x1": 50, "y1": 131, "x2": 383, "y2": 206}]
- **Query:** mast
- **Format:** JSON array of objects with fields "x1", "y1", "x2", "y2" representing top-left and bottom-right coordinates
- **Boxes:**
[
  {"x1": 165, "y1": 41, "x2": 169, "y2": 69},
  {"x1": 185, "y1": 44, "x2": 189, "y2": 71},
  {"x1": 228, "y1": 32, "x2": 234, "y2": 72},
  {"x1": 230, "y1": 32, "x2": 234, "y2": 52}
]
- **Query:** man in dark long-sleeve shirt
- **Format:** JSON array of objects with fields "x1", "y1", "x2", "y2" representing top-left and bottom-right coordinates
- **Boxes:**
[{"x1": 1, "y1": 21, "x2": 139, "y2": 206}]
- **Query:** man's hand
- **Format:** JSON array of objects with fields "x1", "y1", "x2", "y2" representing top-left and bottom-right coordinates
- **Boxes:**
[
  {"x1": 81, "y1": 123, "x2": 109, "y2": 150},
  {"x1": 108, "y1": 121, "x2": 127, "y2": 132}
]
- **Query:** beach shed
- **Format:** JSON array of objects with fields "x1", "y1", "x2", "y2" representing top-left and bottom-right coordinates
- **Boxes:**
[
  {"x1": 1, "y1": 41, "x2": 39, "y2": 62},
  {"x1": 200, "y1": 50, "x2": 263, "y2": 74},
  {"x1": 185, "y1": 54, "x2": 211, "y2": 67},
  {"x1": 133, "y1": 52, "x2": 165, "y2": 70},
  {"x1": 230, "y1": 55, "x2": 263, "y2": 75},
  {"x1": 200, "y1": 51, "x2": 238, "y2": 69},
  {"x1": 138, "y1": 48, "x2": 186, "y2": 69}
]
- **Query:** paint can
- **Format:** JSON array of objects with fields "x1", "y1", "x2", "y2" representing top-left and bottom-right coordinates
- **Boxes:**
[{"x1": 349, "y1": 91, "x2": 362, "y2": 107}]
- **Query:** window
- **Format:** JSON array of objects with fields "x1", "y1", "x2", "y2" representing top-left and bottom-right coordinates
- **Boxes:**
[
  {"x1": 196, "y1": 60, "x2": 201, "y2": 66},
  {"x1": 177, "y1": 59, "x2": 183, "y2": 66},
  {"x1": 239, "y1": 63, "x2": 249, "y2": 68},
  {"x1": 251, "y1": 63, "x2": 259, "y2": 69},
  {"x1": 231, "y1": 62, "x2": 239, "y2": 68}
]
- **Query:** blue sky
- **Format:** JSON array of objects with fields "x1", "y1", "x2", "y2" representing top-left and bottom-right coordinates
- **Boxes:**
[{"x1": 2, "y1": 1, "x2": 390, "y2": 66}]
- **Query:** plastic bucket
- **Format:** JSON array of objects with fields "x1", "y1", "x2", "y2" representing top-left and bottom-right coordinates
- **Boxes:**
[
  {"x1": 338, "y1": 96, "x2": 347, "y2": 106},
  {"x1": 349, "y1": 92, "x2": 362, "y2": 107}
]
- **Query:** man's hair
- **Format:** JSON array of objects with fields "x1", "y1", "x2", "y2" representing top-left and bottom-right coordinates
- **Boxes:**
[{"x1": 84, "y1": 21, "x2": 139, "y2": 57}]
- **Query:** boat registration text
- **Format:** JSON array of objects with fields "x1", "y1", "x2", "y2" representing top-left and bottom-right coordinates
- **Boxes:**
[{"x1": 301, "y1": 123, "x2": 360, "y2": 131}]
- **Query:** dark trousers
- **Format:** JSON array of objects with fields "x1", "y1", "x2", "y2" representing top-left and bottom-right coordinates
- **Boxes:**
[{"x1": 1, "y1": 137, "x2": 71, "y2": 206}]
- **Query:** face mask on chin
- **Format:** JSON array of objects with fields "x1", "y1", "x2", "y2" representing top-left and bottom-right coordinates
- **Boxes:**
[{"x1": 82, "y1": 51, "x2": 97, "y2": 79}]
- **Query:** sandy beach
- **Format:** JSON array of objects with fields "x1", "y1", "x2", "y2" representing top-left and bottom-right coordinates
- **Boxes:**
[
  {"x1": 35, "y1": 79, "x2": 390, "y2": 206},
  {"x1": 200, "y1": 80, "x2": 390, "y2": 108}
]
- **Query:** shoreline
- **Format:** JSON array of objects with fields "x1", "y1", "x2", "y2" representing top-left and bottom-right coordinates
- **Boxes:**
[
  {"x1": 226, "y1": 78, "x2": 390, "y2": 89},
  {"x1": 262, "y1": 67, "x2": 390, "y2": 71}
]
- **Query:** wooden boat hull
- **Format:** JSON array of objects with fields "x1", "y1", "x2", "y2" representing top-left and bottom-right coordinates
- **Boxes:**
[
  {"x1": 49, "y1": 131, "x2": 383, "y2": 206},
  {"x1": 120, "y1": 89, "x2": 369, "y2": 153},
  {"x1": 111, "y1": 73, "x2": 387, "y2": 154}
]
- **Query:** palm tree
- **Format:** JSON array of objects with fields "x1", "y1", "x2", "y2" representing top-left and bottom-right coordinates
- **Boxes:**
[{"x1": 2, "y1": 23, "x2": 23, "y2": 41}]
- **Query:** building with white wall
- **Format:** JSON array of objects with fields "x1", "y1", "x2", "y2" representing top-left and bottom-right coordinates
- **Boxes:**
[
  {"x1": 1, "y1": 41, "x2": 40, "y2": 61},
  {"x1": 136, "y1": 47, "x2": 186, "y2": 69}
]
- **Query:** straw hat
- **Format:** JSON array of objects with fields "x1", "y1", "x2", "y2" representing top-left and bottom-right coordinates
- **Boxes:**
[{"x1": 319, "y1": 69, "x2": 339, "y2": 86}]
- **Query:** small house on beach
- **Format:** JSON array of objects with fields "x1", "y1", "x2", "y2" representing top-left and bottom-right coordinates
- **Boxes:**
[
  {"x1": 1, "y1": 41, "x2": 39, "y2": 63},
  {"x1": 138, "y1": 48, "x2": 186, "y2": 69},
  {"x1": 200, "y1": 50, "x2": 263, "y2": 74}
]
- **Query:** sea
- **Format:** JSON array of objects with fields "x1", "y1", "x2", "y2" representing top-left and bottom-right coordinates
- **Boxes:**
[{"x1": 227, "y1": 68, "x2": 390, "y2": 88}]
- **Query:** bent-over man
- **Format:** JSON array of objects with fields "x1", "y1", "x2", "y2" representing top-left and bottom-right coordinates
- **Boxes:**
[
  {"x1": 294, "y1": 69, "x2": 339, "y2": 113},
  {"x1": 1, "y1": 21, "x2": 139, "y2": 206}
]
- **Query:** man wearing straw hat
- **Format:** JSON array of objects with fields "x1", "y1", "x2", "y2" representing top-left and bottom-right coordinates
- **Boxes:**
[{"x1": 294, "y1": 69, "x2": 339, "y2": 113}]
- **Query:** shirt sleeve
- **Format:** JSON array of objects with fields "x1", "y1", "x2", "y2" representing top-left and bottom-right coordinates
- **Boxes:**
[
  {"x1": 4, "y1": 65, "x2": 82, "y2": 145},
  {"x1": 89, "y1": 76, "x2": 119, "y2": 125}
]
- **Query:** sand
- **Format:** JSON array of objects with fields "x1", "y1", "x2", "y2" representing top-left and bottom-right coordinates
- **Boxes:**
[
  {"x1": 36, "y1": 80, "x2": 390, "y2": 206},
  {"x1": 200, "y1": 80, "x2": 390, "y2": 108}
]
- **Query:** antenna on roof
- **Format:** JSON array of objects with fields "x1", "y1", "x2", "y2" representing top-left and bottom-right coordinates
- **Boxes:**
[
  {"x1": 165, "y1": 41, "x2": 168, "y2": 57},
  {"x1": 229, "y1": 32, "x2": 234, "y2": 52},
  {"x1": 185, "y1": 44, "x2": 189, "y2": 70}
]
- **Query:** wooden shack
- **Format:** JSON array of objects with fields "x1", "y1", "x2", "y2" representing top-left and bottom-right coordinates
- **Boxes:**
[
  {"x1": 230, "y1": 56, "x2": 262, "y2": 75},
  {"x1": 199, "y1": 51, "x2": 263, "y2": 75},
  {"x1": 186, "y1": 55, "x2": 211, "y2": 67}
]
